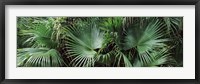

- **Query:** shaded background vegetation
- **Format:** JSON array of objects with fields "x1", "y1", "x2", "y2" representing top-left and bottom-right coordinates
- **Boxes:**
[{"x1": 17, "y1": 17, "x2": 183, "y2": 67}]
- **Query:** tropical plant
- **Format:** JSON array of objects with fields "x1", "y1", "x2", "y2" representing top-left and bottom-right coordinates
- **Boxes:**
[
  {"x1": 17, "y1": 17, "x2": 183, "y2": 67},
  {"x1": 17, "y1": 48, "x2": 66, "y2": 67},
  {"x1": 17, "y1": 17, "x2": 66, "y2": 67},
  {"x1": 65, "y1": 19, "x2": 106, "y2": 67}
]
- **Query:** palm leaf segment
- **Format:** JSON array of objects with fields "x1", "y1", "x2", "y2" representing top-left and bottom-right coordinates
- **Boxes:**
[
  {"x1": 120, "y1": 19, "x2": 169, "y2": 66},
  {"x1": 17, "y1": 48, "x2": 66, "y2": 67},
  {"x1": 66, "y1": 22, "x2": 105, "y2": 67},
  {"x1": 133, "y1": 47, "x2": 173, "y2": 67}
]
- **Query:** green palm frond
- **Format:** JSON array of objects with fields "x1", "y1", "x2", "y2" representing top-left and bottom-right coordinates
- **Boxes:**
[
  {"x1": 19, "y1": 18, "x2": 57, "y2": 48},
  {"x1": 163, "y1": 17, "x2": 183, "y2": 35},
  {"x1": 120, "y1": 19, "x2": 169, "y2": 52},
  {"x1": 17, "y1": 48, "x2": 67, "y2": 67},
  {"x1": 133, "y1": 47, "x2": 174, "y2": 67},
  {"x1": 116, "y1": 19, "x2": 170, "y2": 66},
  {"x1": 100, "y1": 17, "x2": 123, "y2": 32},
  {"x1": 111, "y1": 45, "x2": 132, "y2": 67},
  {"x1": 66, "y1": 20, "x2": 106, "y2": 67},
  {"x1": 96, "y1": 51, "x2": 113, "y2": 66}
]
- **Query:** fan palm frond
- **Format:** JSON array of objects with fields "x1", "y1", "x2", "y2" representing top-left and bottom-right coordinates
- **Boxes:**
[
  {"x1": 116, "y1": 19, "x2": 170, "y2": 66},
  {"x1": 133, "y1": 47, "x2": 174, "y2": 67},
  {"x1": 19, "y1": 18, "x2": 57, "y2": 48},
  {"x1": 122, "y1": 19, "x2": 168, "y2": 52},
  {"x1": 66, "y1": 20, "x2": 106, "y2": 67},
  {"x1": 17, "y1": 48, "x2": 66, "y2": 67}
]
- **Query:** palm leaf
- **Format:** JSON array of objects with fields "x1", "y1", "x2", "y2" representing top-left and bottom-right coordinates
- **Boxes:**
[
  {"x1": 133, "y1": 47, "x2": 174, "y2": 67},
  {"x1": 122, "y1": 19, "x2": 168, "y2": 51},
  {"x1": 116, "y1": 19, "x2": 169, "y2": 66},
  {"x1": 19, "y1": 18, "x2": 57, "y2": 48},
  {"x1": 66, "y1": 20, "x2": 106, "y2": 67},
  {"x1": 17, "y1": 48, "x2": 67, "y2": 67}
]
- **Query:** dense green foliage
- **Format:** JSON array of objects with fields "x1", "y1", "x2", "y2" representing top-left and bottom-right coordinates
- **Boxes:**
[{"x1": 17, "y1": 17, "x2": 183, "y2": 67}]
